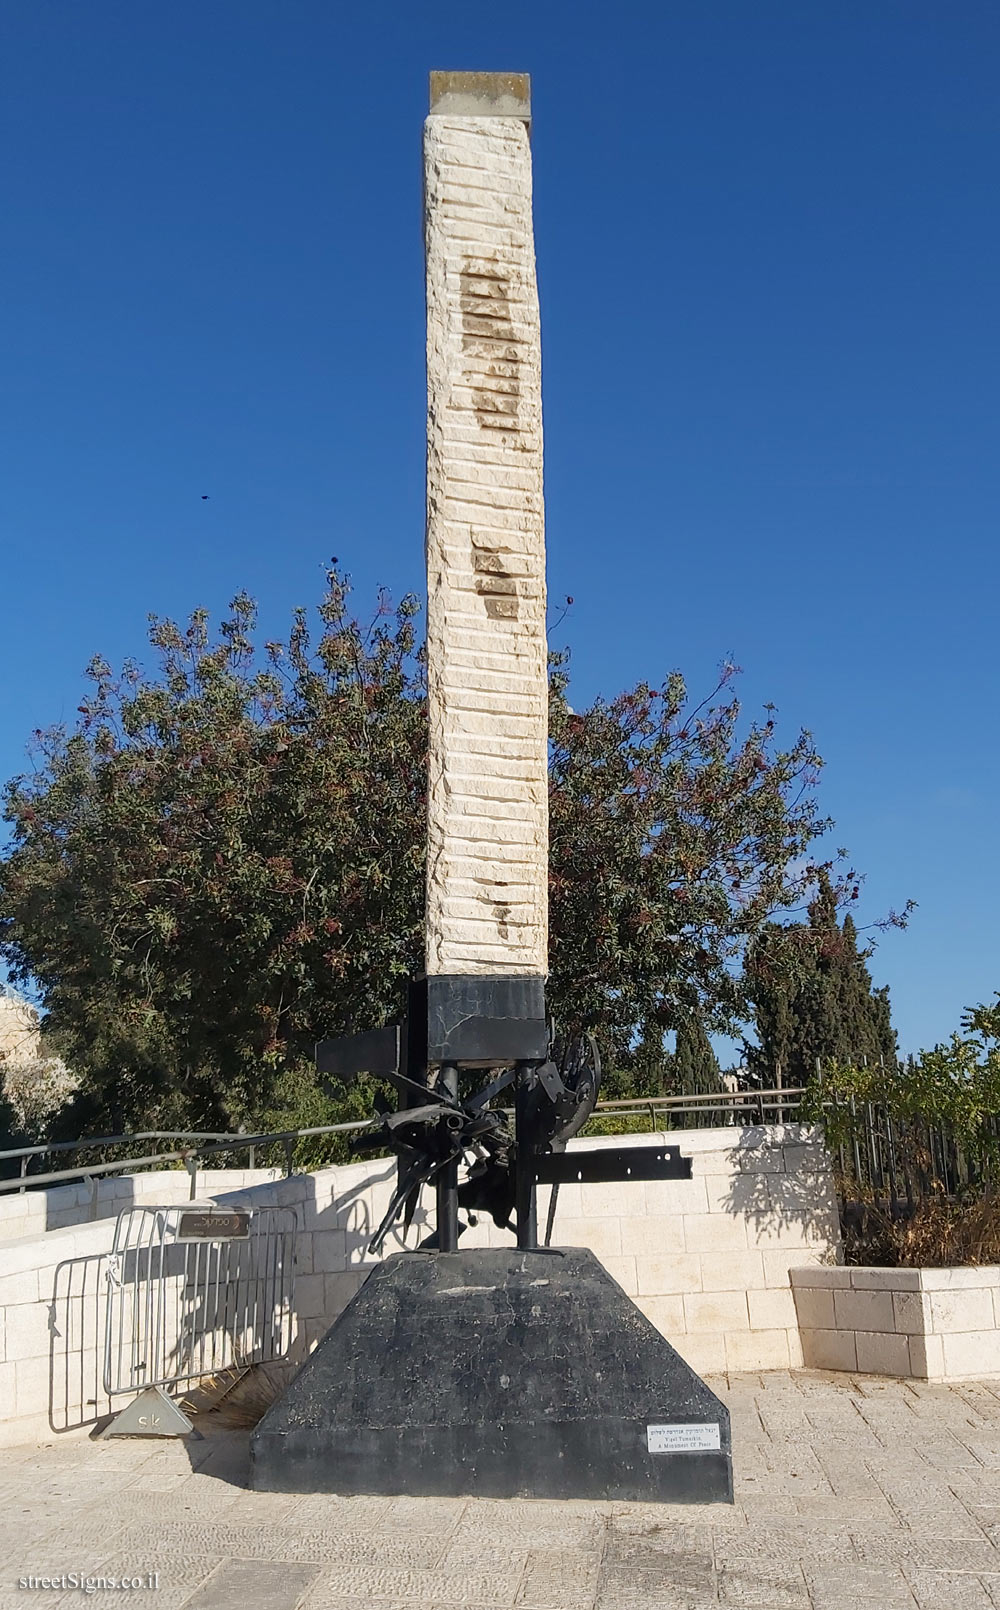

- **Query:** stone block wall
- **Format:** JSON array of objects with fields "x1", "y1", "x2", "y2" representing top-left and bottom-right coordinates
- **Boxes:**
[
  {"x1": 0, "y1": 1125, "x2": 839, "y2": 1446},
  {"x1": 791, "y1": 1264, "x2": 1000, "y2": 1380},
  {"x1": 0, "y1": 1168, "x2": 283, "y2": 1241}
]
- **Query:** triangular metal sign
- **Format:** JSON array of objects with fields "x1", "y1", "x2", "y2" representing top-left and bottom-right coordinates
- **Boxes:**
[{"x1": 99, "y1": 1385, "x2": 201, "y2": 1439}]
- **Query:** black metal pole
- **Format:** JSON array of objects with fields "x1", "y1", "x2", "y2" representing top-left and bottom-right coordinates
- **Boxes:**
[
  {"x1": 514, "y1": 1061, "x2": 538, "y2": 1249},
  {"x1": 435, "y1": 1061, "x2": 460, "y2": 1252}
]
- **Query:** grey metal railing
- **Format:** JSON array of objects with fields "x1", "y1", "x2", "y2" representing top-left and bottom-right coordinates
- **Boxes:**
[
  {"x1": 0, "y1": 1120, "x2": 376, "y2": 1195},
  {"x1": 0, "y1": 1087, "x2": 807, "y2": 1196}
]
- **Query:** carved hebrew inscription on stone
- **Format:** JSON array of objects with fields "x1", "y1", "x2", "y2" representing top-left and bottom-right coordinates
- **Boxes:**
[{"x1": 424, "y1": 113, "x2": 547, "y2": 976}]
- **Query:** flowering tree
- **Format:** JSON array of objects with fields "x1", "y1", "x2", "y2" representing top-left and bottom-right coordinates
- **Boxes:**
[{"x1": 1, "y1": 564, "x2": 857, "y2": 1137}]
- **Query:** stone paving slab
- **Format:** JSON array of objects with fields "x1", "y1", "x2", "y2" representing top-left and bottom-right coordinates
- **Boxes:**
[{"x1": 3, "y1": 1372, "x2": 1000, "y2": 1606}]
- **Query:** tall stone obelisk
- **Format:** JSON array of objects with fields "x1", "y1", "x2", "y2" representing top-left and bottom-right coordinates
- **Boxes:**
[
  {"x1": 253, "y1": 75, "x2": 732, "y2": 1504},
  {"x1": 424, "y1": 72, "x2": 547, "y2": 983}
]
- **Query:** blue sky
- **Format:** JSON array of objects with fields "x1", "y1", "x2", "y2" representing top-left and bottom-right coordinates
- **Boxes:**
[{"x1": 1, "y1": 2, "x2": 997, "y2": 1058}]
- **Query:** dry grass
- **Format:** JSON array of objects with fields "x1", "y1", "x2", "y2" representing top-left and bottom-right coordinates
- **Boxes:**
[
  {"x1": 181, "y1": 1361, "x2": 292, "y2": 1429},
  {"x1": 844, "y1": 1189, "x2": 1000, "y2": 1268}
]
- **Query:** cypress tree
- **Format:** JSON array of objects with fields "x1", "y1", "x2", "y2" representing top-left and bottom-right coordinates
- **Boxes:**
[
  {"x1": 674, "y1": 1013, "x2": 722, "y2": 1124},
  {"x1": 745, "y1": 870, "x2": 898, "y2": 1085}
]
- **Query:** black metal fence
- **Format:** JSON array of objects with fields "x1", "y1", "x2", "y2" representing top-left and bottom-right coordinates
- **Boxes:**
[{"x1": 822, "y1": 1092, "x2": 1000, "y2": 1217}]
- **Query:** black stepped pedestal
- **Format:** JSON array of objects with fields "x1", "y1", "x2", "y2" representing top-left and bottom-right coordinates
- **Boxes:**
[{"x1": 250, "y1": 1247, "x2": 732, "y2": 1503}]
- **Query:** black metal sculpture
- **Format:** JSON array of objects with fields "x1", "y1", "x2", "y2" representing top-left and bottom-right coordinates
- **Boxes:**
[{"x1": 317, "y1": 974, "x2": 691, "y2": 1256}]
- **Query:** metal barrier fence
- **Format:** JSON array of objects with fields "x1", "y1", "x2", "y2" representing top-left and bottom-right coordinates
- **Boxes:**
[{"x1": 103, "y1": 1203, "x2": 297, "y2": 1397}]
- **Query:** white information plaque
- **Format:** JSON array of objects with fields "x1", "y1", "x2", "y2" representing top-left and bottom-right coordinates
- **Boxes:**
[{"x1": 646, "y1": 1422, "x2": 721, "y2": 1454}]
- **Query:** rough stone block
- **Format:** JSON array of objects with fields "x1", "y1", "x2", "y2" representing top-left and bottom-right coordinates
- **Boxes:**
[
  {"x1": 635, "y1": 1253, "x2": 703, "y2": 1296},
  {"x1": 748, "y1": 1288, "x2": 797, "y2": 1332},
  {"x1": 927, "y1": 1288, "x2": 995, "y2": 1334},
  {"x1": 851, "y1": 1266, "x2": 921, "y2": 1290},
  {"x1": 799, "y1": 1327, "x2": 858, "y2": 1372},
  {"x1": 683, "y1": 1292, "x2": 751, "y2": 1334},
  {"x1": 617, "y1": 1215, "x2": 685, "y2": 1257},
  {"x1": 672, "y1": 1333, "x2": 727, "y2": 1375},
  {"x1": 891, "y1": 1290, "x2": 930, "y2": 1335},
  {"x1": 683, "y1": 1215, "x2": 749, "y2": 1254},
  {"x1": 855, "y1": 1329, "x2": 911, "y2": 1377},
  {"x1": 908, "y1": 1331, "x2": 945, "y2": 1380},
  {"x1": 726, "y1": 1329, "x2": 790, "y2": 1372},
  {"x1": 791, "y1": 1286, "x2": 836, "y2": 1330},
  {"x1": 644, "y1": 1177, "x2": 708, "y2": 1216},
  {"x1": 941, "y1": 1330, "x2": 1000, "y2": 1378},
  {"x1": 311, "y1": 1231, "x2": 348, "y2": 1274},
  {"x1": 699, "y1": 1251, "x2": 765, "y2": 1293},
  {"x1": 833, "y1": 1288, "x2": 895, "y2": 1333},
  {"x1": 554, "y1": 1217, "x2": 622, "y2": 1261},
  {"x1": 633, "y1": 1294, "x2": 686, "y2": 1337}
]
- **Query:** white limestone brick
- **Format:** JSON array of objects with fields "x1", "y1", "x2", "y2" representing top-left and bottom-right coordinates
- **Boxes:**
[
  {"x1": 919, "y1": 1265, "x2": 1000, "y2": 1288},
  {"x1": 634, "y1": 1295, "x2": 685, "y2": 1338},
  {"x1": 0, "y1": 1270, "x2": 41, "y2": 1308},
  {"x1": 577, "y1": 1181, "x2": 644, "y2": 1219},
  {"x1": 800, "y1": 1327, "x2": 858, "y2": 1373},
  {"x1": 555, "y1": 1217, "x2": 622, "y2": 1261},
  {"x1": 3, "y1": 1301, "x2": 50, "y2": 1362},
  {"x1": 683, "y1": 1213, "x2": 749, "y2": 1254},
  {"x1": 909, "y1": 1332, "x2": 945, "y2": 1380},
  {"x1": 14, "y1": 1353, "x2": 51, "y2": 1415},
  {"x1": 683, "y1": 1291, "x2": 751, "y2": 1334},
  {"x1": 833, "y1": 1288, "x2": 895, "y2": 1333},
  {"x1": 791, "y1": 1286, "x2": 836, "y2": 1331},
  {"x1": 787, "y1": 1261, "x2": 849, "y2": 1288},
  {"x1": 748, "y1": 1288, "x2": 798, "y2": 1332},
  {"x1": 644, "y1": 1177, "x2": 709, "y2": 1216},
  {"x1": 617, "y1": 1215, "x2": 686, "y2": 1257},
  {"x1": 850, "y1": 1266, "x2": 921, "y2": 1289},
  {"x1": 672, "y1": 1334, "x2": 727, "y2": 1375},
  {"x1": 941, "y1": 1330, "x2": 1000, "y2": 1378},
  {"x1": 699, "y1": 1251, "x2": 765, "y2": 1293},
  {"x1": 311, "y1": 1231, "x2": 349, "y2": 1273},
  {"x1": 927, "y1": 1288, "x2": 995, "y2": 1333},
  {"x1": 601, "y1": 1255, "x2": 638, "y2": 1296},
  {"x1": 635, "y1": 1254, "x2": 703, "y2": 1297},
  {"x1": 891, "y1": 1290, "x2": 930, "y2": 1335},
  {"x1": 855, "y1": 1329, "x2": 911, "y2": 1377},
  {"x1": 727, "y1": 1329, "x2": 790, "y2": 1372}
]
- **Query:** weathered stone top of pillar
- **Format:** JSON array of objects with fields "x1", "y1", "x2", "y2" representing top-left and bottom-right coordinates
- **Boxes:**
[{"x1": 428, "y1": 71, "x2": 531, "y2": 123}]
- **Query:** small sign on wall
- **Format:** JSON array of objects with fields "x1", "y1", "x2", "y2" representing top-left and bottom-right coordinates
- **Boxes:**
[{"x1": 646, "y1": 1422, "x2": 721, "y2": 1454}]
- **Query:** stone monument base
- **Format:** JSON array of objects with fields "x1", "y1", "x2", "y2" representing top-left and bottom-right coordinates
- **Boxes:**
[{"x1": 250, "y1": 1247, "x2": 733, "y2": 1503}]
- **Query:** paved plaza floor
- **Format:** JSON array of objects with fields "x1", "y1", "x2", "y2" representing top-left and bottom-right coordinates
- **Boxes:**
[{"x1": 3, "y1": 1370, "x2": 1000, "y2": 1608}]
